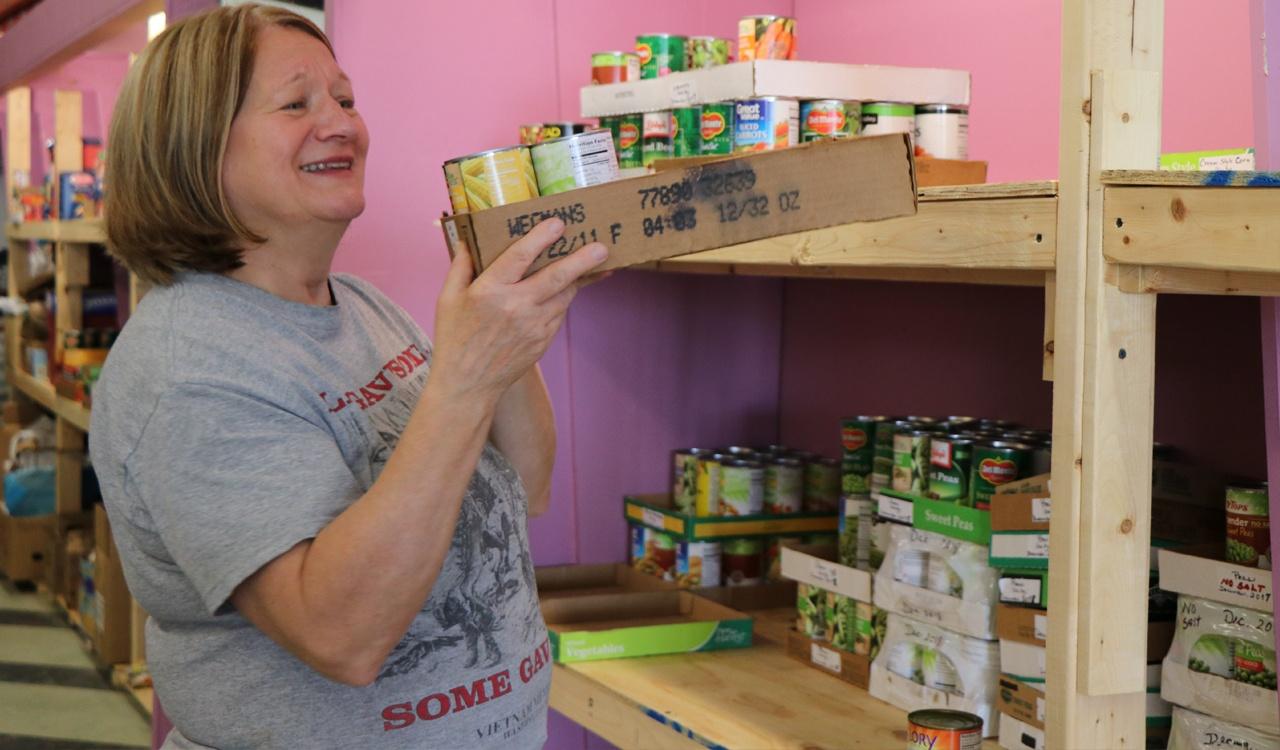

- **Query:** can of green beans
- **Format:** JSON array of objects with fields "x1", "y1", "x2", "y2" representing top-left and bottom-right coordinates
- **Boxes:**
[
  {"x1": 600, "y1": 114, "x2": 643, "y2": 169},
  {"x1": 764, "y1": 457, "x2": 804, "y2": 513},
  {"x1": 636, "y1": 33, "x2": 687, "y2": 79},
  {"x1": 928, "y1": 434, "x2": 974, "y2": 502},
  {"x1": 893, "y1": 429, "x2": 934, "y2": 496},
  {"x1": 971, "y1": 441, "x2": 1033, "y2": 509},
  {"x1": 699, "y1": 102, "x2": 735, "y2": 155},
  {"x1": 841, "y1": 415, "x2": 886, "y2": 495},
  {"x1": 872, "y1": 419, "x2": 908, "y2": 491},
  {"x1": 672, "y1": 106, "x2": 702, "y2": 157},
  {"x1": 804, "y1": 457, "x2": 842, "y2": 512},
  {"x1": 720, "y1": 459, "x2": 765, "y2": 516}
]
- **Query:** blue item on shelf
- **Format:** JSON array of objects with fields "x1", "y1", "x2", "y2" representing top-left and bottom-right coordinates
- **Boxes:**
[{"x1": 4, "y1": 467, "x2": 56, "y2": 517}]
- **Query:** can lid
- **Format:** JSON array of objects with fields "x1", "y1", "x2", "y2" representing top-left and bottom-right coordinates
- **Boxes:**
[
  {"x1": 907, "y1": 709, "x2": 983, "y2": 731},
  {"x1": 771, "y1": 457, "x2": 804, "y2": 467},
  {"x1": 741, "y1": 14, "x2": 787, "y2": 21},
  {"x1": 592, "y1": 50, "x2": 634, "y2": 57},
  {"x1": 688, "y1": 35, "x2": 729, "y2": 42},
  {"x1": 817, "y1": 456, "x2": 840, "y2": 466},
  {"x1": 904, "y1": 416, "x2": 938, "y2": 423},
  {"x1": 845, "y1": 415, "x2": 889, "y2": 422},
  {"x1": 916, "y1": 104, "x2": 969, "y2": 115},
  {"x1": 908, "y1": 429, "x2": 936, "y2": 438},
  {"x1": 676, "y1": 448, "x2": 715, "y2": 456},
  {"x1": 719, "y1": 446, "x2": 755, "y2": 454},
  {"x1": 532, "y1": 129, "x2": 610, "y2": 148},
  {"x1": 940, "y1": 434, "x2": 975, "y2": 444},
  {"x1": 637, "y1": 33, "x2": 688, "y2": 40},
  {"x1": 978, "y1": 440, "x2": 1034, "y2": 451},
  {"x1": 453, "y1": 144, "x2": 529, "y2": 162},
  {"x1": 723, "y1": 458, "x2": 763, "y2": 468},
  {"x1": 1227, "y1": 481, "x2": 1270, "y2": 490}
]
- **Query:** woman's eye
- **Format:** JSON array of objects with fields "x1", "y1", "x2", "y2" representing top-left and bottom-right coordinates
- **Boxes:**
[
  {"x1": 339, "y1": 98, "x2": 355, "y2": 109},
  {"x1": 283, "y1": 100, "x2": 306, "y2": 111}
]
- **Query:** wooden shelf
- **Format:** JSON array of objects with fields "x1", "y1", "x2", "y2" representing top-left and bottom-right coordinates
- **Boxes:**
[
  {"x1": 1101, "y1": 170, "x2": 1280, "y2": 295},
  {"x1": 5, "y1": 219, "x2": 105, "y2": 244},
  {"x1": 11, "y1": 369, "x2": 91, "y2": 431},
  {"x1": 550, "y1": 607, "x2": 999, "y2": 750},
  {"x1": 642, "y1": 181, "x2": 1057, "y2": 286}
]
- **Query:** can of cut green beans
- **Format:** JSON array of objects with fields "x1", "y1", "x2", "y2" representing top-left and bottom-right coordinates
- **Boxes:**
[
  {"x1": 928, "y1": 434, "x2": 974, "y2": 502},
  {"x1": 600, "y1": 114, "x2": 643, "y2": 169},
  {"x1": 841, "y1": 415, "x2": 886, "y2": 495},
  {"x1": 804, "y1": 457, "x2": 842, "y2": 512},
  {"x1": 764, "y1": 457, "x2": 804, "y2": 513},
  {"x1": 672, "y1": 106, "x2": 702, "y2": 158},
  {"x1": 720, "y1": 459, "x2": 765, "y2": 516},
  {"x1": 893, "y1": 429, "x2": 935, "y2": 496},
  {"x1": 699, "y1": 102, "x2": 735, "y2": 155},
  {"x1": 971, "y1": 441, "x2": 1033, "y2": 509},
  {"x1": 1226, "y1": 482, "x2": 1270, "y2": 568},
  {"x1": 872, "y1": 419, "x2": 908, "y2": 491},
  {"x1": 636, "y1": 33, "x2": 687, "y2": 79}
]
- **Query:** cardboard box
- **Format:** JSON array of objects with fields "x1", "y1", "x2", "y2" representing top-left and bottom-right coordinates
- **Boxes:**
[
  {"x1": 870, "y1": 664, "x2": 998, "y2": 738},
  {"x1": 1161, "y1": 659, "x2": 1279, "y2": 735},
  {"x1": 624, "y1": 493, "x2": 837, "y2": 541},
  {"x1": 1159, "y1": 148, "x2": 1256, "y2": 171},
  {"x1": 784, "y1": 628, "x2": 870, "y2": 689},
  {"x1": 990, "y1": 487, "x2": 1052, "y2": 533},
  {"x1": 996, "y1": 474, "x2": 1052, "y2": 497},
  {"x1": 1000, "y1": 639, "x2": 1046, "y2": 683},
  {"x1": 0, "y1": 506, "x2": 52, "y2": 582},
  {"x1": 579, "y1": 60, "x2": 970, "y2": 117},
  {"x1": 92, "y1": 505, "x2": 132, "y2": 664},
  {"x1": 1158, "y1": 548, "x2": 1273, "y2": 612},
  {"x1": 779, "y1": 543, "x2": 873, "y2": 602},
  {"x1": 441, "y1": 135, "x2": 917, "y2": 276},
  {"x1": 1169, "y1": 705, "x2": 1280, "y2": 750},
  {"x1": 994, "y1": 603, "x2": 1175, "y2": 660},
  {"x1": 997, "y1": 676, "x2": 1045, "y2": 731},
  {"x1": 908, "y1": 492, "x2": 991, "y2": 545},
  {"x1": 541, "y1": 590, "x2": 752, "y2": 663},
  {"x1": 536, "y1": 563, "x2": 676, "y2": 598},
  {"x1": 872, "y1": 488, "x2": 914, "y2": 525},
  {"x1": 998, "y1": 569, "x2": 1048, "y2": 609},
  {"x1": 915, "y1": 158, "x2": 987, "y2": 187},
  {"x1": 874, "y1": 570, "x2": 996, "y2": 640},
  {"x1": 998, "y1": 711, "x2": 1045, "y2": 750}
]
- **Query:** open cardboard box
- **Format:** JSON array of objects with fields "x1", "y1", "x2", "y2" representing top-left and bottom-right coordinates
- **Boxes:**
[
  {"x1": 441, "y1": 135, "x2": 917, "y2": 276},
  {"x1": 624, "y1": 493, "x2": 837, "y2": 541},
  {"x1": 784, "y1": 628, "x2": 871, "y2": 689},
  {"x1": 1157, "y1": 548, "x2": 1272, "y2": 612},
  {"x1": 779, "y1": 542, "x2": 873, "y2": 602},
  {"x1": 536, "y1": 562, "x2": 676, "y2": 599},
  {"x1": 541, "y1": 590, "x2": 752, "y2": 663},
  {"x1": 996, "y1": 602, "x2": 1175, "y2": 659},
  {"x1": 914, "y1": 157, "x2": 987, "y2": 187}
]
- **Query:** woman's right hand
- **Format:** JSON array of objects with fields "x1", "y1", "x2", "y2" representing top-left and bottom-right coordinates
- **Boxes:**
[{"x1": 430, "y1": 218, "x2": 607, "y2": 403}]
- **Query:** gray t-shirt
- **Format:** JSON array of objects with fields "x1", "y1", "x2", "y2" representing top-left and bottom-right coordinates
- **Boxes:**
[{"x1": 89, "y1": 272, "x2": 550, "y2": 750}]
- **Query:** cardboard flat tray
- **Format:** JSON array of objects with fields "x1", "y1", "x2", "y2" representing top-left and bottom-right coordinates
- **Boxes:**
[
  {"x1": 624, "y1": 493, "x2": 837, "y2": 540},
  {"x1": 779, "y1": 543, "x2": 873, "y2": 602},
  {"x1": 1160, "y1": 659, "x2": 1280, "y2": 735},
  {"x1": 869, "y1": 664, "x2": 997, "y2": 738},
  {"x1": 874, "y1": 568, "x2": 997, "y2": 640},
  {"x1": 784, "y1": 628, "x2": 871, "y2": 689},
  {"x1": 1157, "y1": 548, "x2": 1273, "y2": 612},
  {"x1": 543, "y1": 590, "x2": 753, "y2": 663},
  {"x1": 442, "y1": 135, "x2": 917, "y2": 277},
  {"x1": 535, "y1": 563, "x2": 676, "y2": 598}
]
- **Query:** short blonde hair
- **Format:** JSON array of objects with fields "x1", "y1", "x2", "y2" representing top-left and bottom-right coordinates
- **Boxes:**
[{"x1": 105, "y1": 3, "x2": 332, "y2": 285}]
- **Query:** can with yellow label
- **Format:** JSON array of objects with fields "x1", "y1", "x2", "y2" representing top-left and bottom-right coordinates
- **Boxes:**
[
  {"x1": 441, "y1": 158, "x2": 469, "y2": 214},
  {"x1": 457, "y1": 146, "x2": 539, "y2": 211}
]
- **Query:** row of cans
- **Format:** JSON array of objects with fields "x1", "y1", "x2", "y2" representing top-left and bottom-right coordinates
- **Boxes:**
[
  {"x1": 672, "y1": 445, "x2": 842, "y2": 517},
  {"x1": 591, "y1": 16, "x2": 797, "y2": 84},
  {"x1": 442, "y1": 129, "x2": 619, "y2": 213},
  {"x1": 840, "y1": 415, "x2": 1051, "y2": 510},
  {"x1": 629, "y1": 526, "x2": 831, "y2": 587}
]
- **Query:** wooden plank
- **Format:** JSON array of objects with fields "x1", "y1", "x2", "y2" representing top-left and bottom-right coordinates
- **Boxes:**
[
  {"x1": 5, "y1": 87, "x2": 31, "y2": 223},
  {"x1": 648, "y1": 262, "x2": 1046, "y2": 287},
  {"x1": 53, "y1": 90, "x2": 83, "y2": 175},
  {"x1": 54, "y1": 243, "x2": 89, "y2": 363},
  {"x1": 1104, "y1": 186, "x2": 1280, "y2": 273},
  {"x1": 54, "y1": 417, "x2": 83, "y2": 515},
  {"x1": 6, "y1": 219, "x2": 107, "y2": 243},
  {"x1": 1102, "y1": 168, "x2": 1280, "y2": 186},
  {"x1": 1048, "y1": 1, "x2": 1162, "y2": 746},
  {"x1": 658, "y1": 197, "x2": 1055, "y2": 271},
  {"x1": 1111, "y1": 264, "x2": 1280, "y2": 296},
  {"x1": 12, "y1": 369, "x2": 57, "y2": 411},
  {"x1": 0, "y1": 0, "x2": 164, "y2": 90},
  {"x1": 1043, "y1": 272, "x2": 1056, "y2": 381},
  {"x1": 551, "y1": 667, "x2": 705, "y2": 750},
  {"x1": 918, "y1": 180, "x2": 1058, "y2": 202},
  {"x1": 129, "y1": 274, "x2": 151, "y2": 312}
]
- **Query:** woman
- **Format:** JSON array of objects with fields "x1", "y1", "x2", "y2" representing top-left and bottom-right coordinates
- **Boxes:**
[{"x1": 90, "y1": 5, "x2": 605, "y2": 748}]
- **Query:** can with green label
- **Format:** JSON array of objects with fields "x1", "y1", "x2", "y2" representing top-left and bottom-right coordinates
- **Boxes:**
[
  {"x1": 804, "y1": 457, "x2": 841, "y2": 512},
  {"x1": 694, "y1": 452, "x2": 725, "y2": 516},
  {"x1": 642, "y1": 111, "x2": 673, "y2": 167},
  {"x1": 688, "y1": 36, "x2": 731, "y2": 68},
  {"x1": 672, "y1": 106, "x2": 702, "y2": 158},
  {"x1": 764, "y1": 457, "x2": 804, "y2": 514},
  {"x1": 971, "y1": 441, "x2": 1033, "y2": 509},
  {"x1": 797, "y1": 582, "x2": 826, "y2": 638},
  {"x1": 893, "y1": 429, "x2": 934, "y2": 496},
  {"x1": 672, "y1": 448, "x2": 713, "y2": 513},
  {"x1": 928, "y1": 434, "x2": 974, "y2": 503},
  {"x1": 861, "y1": 102, "x2": 916, "y2": 137},
  {"x1": 800, "y1": 99, "x2": 861, "y2": 141},
  {"x1": 872, "y1": 419, "x2": 908, "y2": 491},
  {"x1": 699, "y1": 102, "x2": 735, "y2": 155},
  {"x1": 636, "y1": 34, "x2": 687, "y2": 79},
  {"x1": 720, "y1": 459, "x2": 765, "y2": 516},
  {"x1": 1226, "y1": 482, "x2": 1270, "y2": 568},
  {"x1": 841, "y1": 415, "x2": 885, "y2": 495},
  {"x1": 600, "y1": 114, "x2": 643, "y2": 169}
]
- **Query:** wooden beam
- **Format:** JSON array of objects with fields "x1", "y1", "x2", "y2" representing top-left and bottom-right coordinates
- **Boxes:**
[
  {"x1": 1044, "y1": 272, "x2": 1056, "y2": 381},
  {"x1": 5, "y1": 87, "x2": 32, "y2": 222},
  {"x1": 550, "y1": 667, "x2": 705, "y2": 750},
  {"x1": 54, "y1": 417, "x2": 83, "y2": 515},
  {"x1": 1111, "y1": 264, "x2": 1280, "y2": 296},
  {"x1": 54, "y1": 243, "x2": 89, "y2": 363},
  {"x1": 647, "y1": 262, "x2": 1046, "y2": 287},
  {"x1": 918, "y1": 180, "x2": 1058, "y2": 201},
  {"x1": 1102, "y1": 168, "x2": 1280, "y2": 186},
  {"x1": 53, "y1": 90, "x2": 83, "y2": 174},
  {"x1": 1104, "y1": 186, "x2": 1280, "y2": 273},
  {"x1": 0, "y1": 0, "x2": 163, "y2": 90},
  {"x1": 1048, "y1": 2, "x2": 1162, "y2": 747}
]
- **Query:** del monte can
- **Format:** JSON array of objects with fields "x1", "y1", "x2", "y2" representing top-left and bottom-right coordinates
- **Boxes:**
[
  {"x1": 971, "y1": 441, "x2": 1032, "y2": 509},
  {"x1": 700, "y1": 102, "x2": 734, "y2": 155}
]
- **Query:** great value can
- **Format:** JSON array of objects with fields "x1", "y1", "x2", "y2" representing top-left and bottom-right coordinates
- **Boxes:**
[
  {"x1": 642, "y1": 111, "x2": 674, "y2": 166},
  {"x1": 723, "y1": 538, "x2": 764, "y2": 586},
  {"x1": 764, "y1": 457, "x2": 804, "y2": 513},
  {"x1": 734, "y1": 97, "x2": 799, "y2": 152},
  {"x1": 971, "y1": 441, "x2": 1033, "y2": 509},
  {"x1": 893, "y1": 429, "x2": 934, "y2": 495},
  {"x1": 676, "y1": 540, "x2": 722, "y2": 587},
  {"x1": 907, "y1": 709, "x2": 984, "y2": 750},
  {"x1": 672, "y1": 448, "x2": 712, "y2": 513},
  {"x1": 1226, "y1": 482, "x2": 1271, "y2": 568},
  {"x1": 695, "y1": 452, "x2": 725, "y2": 515},
  {"x1": 700, "y1": 102, "x2": 735, "y2": 155},
  {"x1": 841, "y1": 415, "x2": 885, "y2": 495},
  {"x1": 801, "y1": 100, "x2": 861, "y2": 141},
  {"x1": 636, "y1": 34, "x2": 687, "y2": 79},
  {"x1": 591, "y1": 51, "x2": 640, "y2": 85},
  {"x1": 720, "y1": 459, "x2": 765, "y2": 516},
  {"x1": 804, "y1": 457, "x2": 841, "y2": 512},
  {"x1": 457, "y1": 146, "x2": 539, "y2": 211},
  {"x1": 441, "y1": 158, "x2": 469, "y2": 214},
  {"x1": 738, "y1": 15, "x2": 796, "y2": 61},
  {"x1": 600, "y1": 114, "x2": 643, "y2": 169},
  {"x1": 914, "y1": 104, "x2": 969, "y2": 160},
  {"x1": 928, "y1": 435, "x2": 974, "y2": 502},
  {"x1": 672, "y1": 106, "x2": 702, "y2": 158},
  {"x1": 531, "y1": 130, "x2": 619, "y2": 196},
  {"x1": 688, "y1": 36, "x2": 731, "y2": 68},
  {"x1": 861, "y1": 102, "x2": 916, "y2": 137}
]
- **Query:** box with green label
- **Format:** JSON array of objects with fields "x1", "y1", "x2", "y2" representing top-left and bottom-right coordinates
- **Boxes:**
[
  {"x1": 542, "y1": 590, "x2": 753, "y2": 663},
  {"x1": 624, "y1": 493, "x2": 837, "y2": 541}
]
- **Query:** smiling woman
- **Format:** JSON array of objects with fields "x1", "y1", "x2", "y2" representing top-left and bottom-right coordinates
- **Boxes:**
[{"x1": 89, "y1": 3, "x2": 608, "y2": 749}]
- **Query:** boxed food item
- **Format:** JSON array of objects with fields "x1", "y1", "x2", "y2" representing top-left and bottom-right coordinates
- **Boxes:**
[
  {"x1": 780, "y1": 542, "x2": 873, "y2": 602},
  {"x1": 1161, "y1": 594, "x2": 1278, "y2": 734},
  {"x1": 990, "y1": 478, "x2": 1051, "y2": 570},
  {"x1": 541, "y1": 590, "x2": 752, "y2": 663},
  {"x1": 998, "y1": 711, "x2": 1045, "y2": 750},
  {"x1": 869, "y1": 612, "x2": 1001, "y2": 736},
  {"x1": 624, "y1": 493, "x2": 837, "y2": 542},
  {"x1": 794, "y1": 582, "x2": 881, "y2": 658},
  {"x1": 0, "y1": 505, "x2": 51, "y2": 582},
  {"x1": 441, "y1": 135, "x2": 917, "y2": 276},
  {"x1": 785, "y1": 627, "x2": 872, "y2": 689},
  {"x1": 1168, "y1": 705, "x2": 1280, "y2": 750},
  {"x1": 999, "y1": 639, "x2": 1045, "y2": 683},
  {"x1": 997, "y1": 668, "x2": 1169, "y2": 735},
  {"x1": 873, "y1": 524, "x2": 999, "y2": 639},
  {"x1": 998, "y1": 569, "x2": 1048, "y2": 609},
  {"x1": 1158, "y1": 548, "x2": 1273, "y2": 612},
  {"x1": 995, "y1": 601, "x2": 1176, "y2": 659}
]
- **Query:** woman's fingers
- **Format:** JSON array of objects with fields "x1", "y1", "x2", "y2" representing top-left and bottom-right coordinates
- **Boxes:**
[
  {"x1": 523, "y1": 242, "x2": 609, "y2": 302},
  {"x1": 482, "y1": 218, "x2": 566, "y2": 284}
]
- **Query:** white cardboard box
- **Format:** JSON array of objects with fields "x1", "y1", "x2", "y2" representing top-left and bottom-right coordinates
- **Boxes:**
[
  {"x1": 998, "y1": 713, "x2": 1046, "y2": 750},
  {"x1": 580, "y1": 60, "x2": 971, "y2": 117},
  {"x1": 875, "y1": 572, "x2": 997, "y2": 640},
  {"x1": 1169, "y1": 705, "x2": 1280, "y2": 750},
  {"x1": 1161, "y1": 659, "x2": 1279, "y2": 735},
  {"x1": 780, "y1": 544, "x2": 873, "y2": 602},
  {"x1": 870, "y1": 664, "x2": 997, "y2": 737},
  {"x1": 999, "y1": 639, "x2": 1046, "y2": 683},
  {"x1": 1158, "y1": 549, "x2": 1273, "y2": 612}
]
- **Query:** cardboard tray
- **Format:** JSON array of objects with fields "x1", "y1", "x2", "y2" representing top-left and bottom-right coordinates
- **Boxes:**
[
  {"x1": 441, "y1": 135, "x2": 917, "y2": 277},
  {"x1": 915, "y1": 158, "x2": 987, "y2": 187},
  {"x1": 874, "y1": 488, "x2": 992, "y2": 545},
  {"x1": 1157, "y1": 548, "x2": 1273, "y2": 612},
  {"x1": 873, "y1": 569, "x2": 997, "y2": 640},
  {"x1": 784, "y1": 628, "x2": 871, "y2": 689},
  {"x1": 869, "y1": 664, "x2": 998, "y2": 738},
  {"x1": 779, "y1": 543, "x2": 873, "y2": 603},
  {"x1": 694, "y1": 580, "x2": 798, "y2": 612},
  {"x1": 996, "y1": 603, "x2": 1176, "y2": 660},
  {"x1": 536, "y1": 563, "x2": 677, "y2": 598},
  {"x1": 541, "y1": 590, "x2": 753, "y2": 663},
  {"x1": 1160, "y1": 659, "x2": 1280, "y2": 734},
  {"x1": 624, "y1": 493, "x2": 837, "y2": 541}
]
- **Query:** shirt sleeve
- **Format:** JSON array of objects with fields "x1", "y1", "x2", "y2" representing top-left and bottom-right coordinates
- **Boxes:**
[{"x1": 125, "y1": 381, "x2": 364, "y2": 616}]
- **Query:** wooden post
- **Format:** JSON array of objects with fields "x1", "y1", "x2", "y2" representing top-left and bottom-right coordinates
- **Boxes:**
[
  {"x1": 54, "y1": 418, "x2": 83, "y2": 515},
  {"x1": 1048, "y1": 2, "x2": 1163, "y2": 747},
  {"x1": 54, "y1": 244, "x2": 89, "y2": 363},
  {"x1": 5, "y1": 87, "x2": 31, "y2": 221},
  {"x1": 1043, "y1": 272, "x2": 1056, "y2": 381}
]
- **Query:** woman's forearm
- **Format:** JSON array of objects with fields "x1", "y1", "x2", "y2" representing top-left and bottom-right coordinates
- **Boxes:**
[{"x1": 489, "y1": 365, "x2": 556, "y2": 516}]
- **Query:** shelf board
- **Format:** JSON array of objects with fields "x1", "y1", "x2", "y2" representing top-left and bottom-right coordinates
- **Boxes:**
[
  {"x1": 581, "y1": 60, "x2": 970, "y2": 117},
  {"x1": 551, "y1": 612, "x2": 999, "y2": 749},
  {"x1": 644, "y1": 181, "x2": 1057, "y2": 285},
  {"x1": 11, "y1": 369, "x2": 91, "y2": 431},
  {"x1": 5, "y1": 219, "x2": 105, "y2": 243},
  {"x1": 1103, "y1": 183, "x2": 1280, "y2": 295}
]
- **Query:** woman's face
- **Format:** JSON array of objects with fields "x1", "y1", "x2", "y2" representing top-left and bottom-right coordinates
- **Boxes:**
[{"x1": 222, "y1": 25, "x2": 369, "y2": 237}]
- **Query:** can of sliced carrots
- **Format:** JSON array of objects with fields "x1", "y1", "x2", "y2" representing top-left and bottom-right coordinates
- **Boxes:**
[{"x1": 738, "y1": 15, "x2": 796, "y2": 61}]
